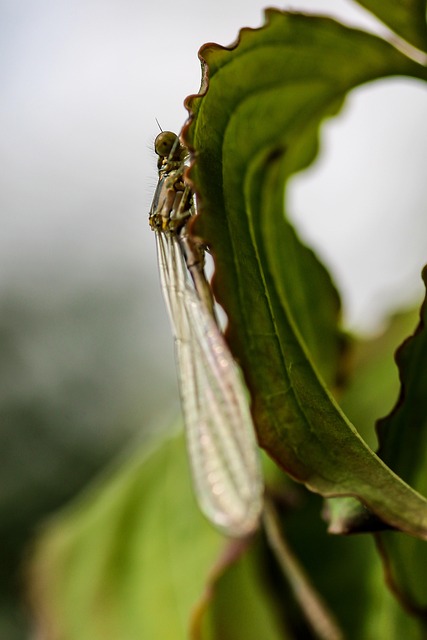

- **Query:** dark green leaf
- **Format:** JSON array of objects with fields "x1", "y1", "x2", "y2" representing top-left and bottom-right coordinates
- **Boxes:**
[
  {"x1": 374, "y1": 267, "x2": 427, "y2": 617},
  {"x1": 376, "y1": 267, "x2": 427, "y2": 487},
  {"x1": 340, "y1": 307, "x2": 421, "y2": 449},
  {"x1": 184, "y1": 10, "x2": 427, "y2": 537}
]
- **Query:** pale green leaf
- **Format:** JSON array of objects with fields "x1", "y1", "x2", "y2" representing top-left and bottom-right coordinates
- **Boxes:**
[{"x1": 30, "y1": 433, "x2": 223, "y2": 640}]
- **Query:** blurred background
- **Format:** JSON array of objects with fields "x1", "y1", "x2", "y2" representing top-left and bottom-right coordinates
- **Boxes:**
[{"x1": 0, "y1": 0, "x2": 426, "y2": 636}]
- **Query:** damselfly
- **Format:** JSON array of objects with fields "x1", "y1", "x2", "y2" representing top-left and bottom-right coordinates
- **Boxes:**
[{"x1": 149, "y1": 130, "x2": 263, "y2": 537}]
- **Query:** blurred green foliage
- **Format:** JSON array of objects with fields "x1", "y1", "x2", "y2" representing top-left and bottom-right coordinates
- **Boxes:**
[{"x1": 0, "y1": 281, "x2": 175, "y2": 637}]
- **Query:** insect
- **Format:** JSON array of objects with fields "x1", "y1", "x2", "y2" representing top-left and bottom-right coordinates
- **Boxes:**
[{"x1": 149, "y1": 130, "x2": 263, "y2": 537}]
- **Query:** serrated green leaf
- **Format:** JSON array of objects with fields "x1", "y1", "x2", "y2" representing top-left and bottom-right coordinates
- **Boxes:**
[
  {"x1": 376, "y1": 267, "x2": 427, "y2": 488},
  {"x1": 183, "y1": 10, "x2": 427, "y2": 537},
  {"x1": 340, "y1": 307, "x2": 421, "y2": 449},
  {"x1": 29, "y1": 432, "x2": 224, "y2": 640},
  {"x1": 354, "y1": 0, "x2": 427, "y2": 52},
  {"x1": 373, "y1": 267, "x2": 427, "y2": 617},
  {"x1": 330, "y1": 267, "x2": 427, "y2": 614}
]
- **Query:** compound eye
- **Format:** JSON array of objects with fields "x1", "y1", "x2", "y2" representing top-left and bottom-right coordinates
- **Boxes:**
[{"x1": 154, "y1": 131, "x2": 179, "y2": 159}]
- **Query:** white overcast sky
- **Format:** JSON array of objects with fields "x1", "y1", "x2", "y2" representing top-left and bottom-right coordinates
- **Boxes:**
[{"x1": 1, "y1": 0, "x2": 427, "y2": 331}]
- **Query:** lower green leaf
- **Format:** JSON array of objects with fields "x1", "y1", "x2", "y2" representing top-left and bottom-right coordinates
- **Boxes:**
[
  {"x1": 199, "y1": 542, "x2": 288, "y2": 640},
  {"x1": 29, "y1": 432, "x2": 223, "y2": 640}
]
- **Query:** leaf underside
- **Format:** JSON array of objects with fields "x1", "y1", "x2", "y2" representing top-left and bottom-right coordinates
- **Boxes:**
[{"x1": 183, "y1": 9, "x2": 427, "y2": 538}]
